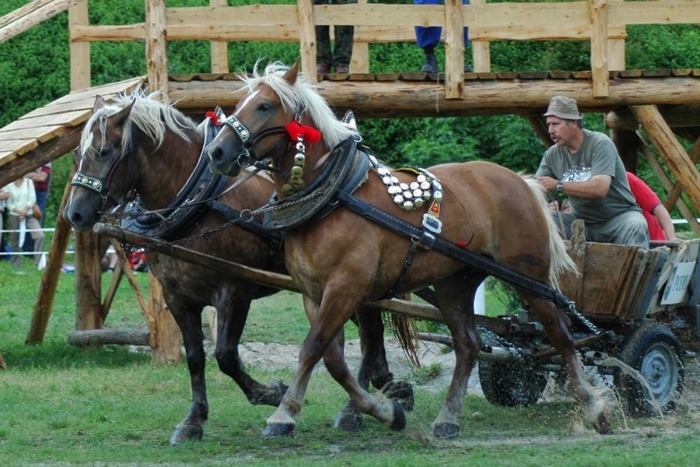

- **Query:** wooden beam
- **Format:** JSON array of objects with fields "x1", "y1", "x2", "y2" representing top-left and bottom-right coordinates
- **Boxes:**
[
  {"x1": 0, "y1": 0, "x2": 76, "y2": 43},
  {"x1": 606, "y1": 106, "x2": 700, "y2": 130},
  {"x1": 444, "y1": 0, "x2": 464, "y2": 99},
  {"x1": 297, "y1": 0, "x2": 316, "y2": 82},
  {"x1": 69, "y1": 0, "x2": 90, "y2": 90},
  {"x1": 350, "y1": 0, "x2": 369, "y2": 73},
  {"x1": 146, "y1": 0, "x2": 168, "y2": 98},
  {"x1": 589, "y1": 0, "x2": 609, "y2": 97},
  {"x1": 147, "y1": 274, "x2": 182, "y2": 364},
  {"x1": 167, "y1": 75, "x2": 700, "y2": 119},
  {"x1": 209, "y1": 0, "x2": 228, "y2": 74},
  {"x1": 631, "y1": 104, "x2": 700, "y2": 218},
  {"x1": 25, "y1": 177, "x2": 74, "y2": 343},
  {"x1": 636, "y1": 132, "x2": 700, "y2": 236}
]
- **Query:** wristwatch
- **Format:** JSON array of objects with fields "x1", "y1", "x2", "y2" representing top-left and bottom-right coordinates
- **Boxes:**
[{"x1": 556, "y1": 182, "x2": 564, "y2": 193}]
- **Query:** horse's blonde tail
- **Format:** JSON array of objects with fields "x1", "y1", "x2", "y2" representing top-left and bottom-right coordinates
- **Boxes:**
[{"x1": 521, "y1": 175, "x2": 578, "y2": 289}]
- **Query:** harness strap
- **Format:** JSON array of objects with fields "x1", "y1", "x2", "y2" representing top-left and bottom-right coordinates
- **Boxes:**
[
  {"x1": 207, "y1": 200, "x2": 283, "y2": 248},
  {"x1": 336, "y1": 190, "x2": 572, "y2": 309}
]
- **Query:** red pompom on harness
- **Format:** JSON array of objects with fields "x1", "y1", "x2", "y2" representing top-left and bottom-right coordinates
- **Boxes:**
[
  {"x1": 205, "y1": 111, "x2": 220, "y2": 126},
  {"x1": 284, "y1": 121, "x2": 322, "y2": 144}
]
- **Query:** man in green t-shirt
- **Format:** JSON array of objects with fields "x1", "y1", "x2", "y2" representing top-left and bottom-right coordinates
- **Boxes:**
[{"x1": 535, "y1": 96, "x2": 648, "y2": 247}]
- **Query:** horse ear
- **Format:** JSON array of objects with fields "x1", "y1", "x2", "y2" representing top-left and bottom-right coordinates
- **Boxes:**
[
  {"x1": 283, "y1": 60, "x2": 300, "y2": 84},
  {"x1": 111, "y1": 99, "x2": 135, "y2": 127},
  {"x1": 92, "y1": 95, "x2": 106, "y2": 113}
]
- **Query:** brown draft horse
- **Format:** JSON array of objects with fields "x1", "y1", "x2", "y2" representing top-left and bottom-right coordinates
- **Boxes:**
[
  {"x1": 63, "y1": 91, "x2": 412, "y2": 444},
  {"x1": 206, "y1": 62, "x2": 612, "y2": 439}
]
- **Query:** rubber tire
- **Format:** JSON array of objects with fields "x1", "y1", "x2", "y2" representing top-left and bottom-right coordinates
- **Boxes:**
[
  {"x1": 478, "y1": 359, "x2": 548, "y2": 407},
  {"x1": 616, "y1": 322, "x2": 684, "y2": 417}
]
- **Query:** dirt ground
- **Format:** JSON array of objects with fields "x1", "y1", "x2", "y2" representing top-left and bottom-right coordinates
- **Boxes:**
[{"x1": 234, "y1": 336, "x2": 700, "y2": 412}]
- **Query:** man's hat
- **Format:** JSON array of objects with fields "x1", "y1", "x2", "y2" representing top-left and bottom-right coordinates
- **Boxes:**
[{"x1": 544, "y1": 96, "x2": 582, "y2": 120}]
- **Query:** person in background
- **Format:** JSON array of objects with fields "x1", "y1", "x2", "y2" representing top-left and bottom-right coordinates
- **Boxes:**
[
  {"x1": 128, "y1": 249, "x2": 148, "y2": 273},
  {"x1": 21, "y1": 164, "x2": 50, "y2": 254},
  {"x1": 626, "y1": 172, "x2": 677, "y2": 241},
  {"x1": 315, "y1": 0, "x2": 356, "y2": 74},
  {"x1": 414, "y1": 0, "x2": 471, "y2": 73},
  {"x1": 0, "y1": 189, "x2": 9, "y2": 259},
  {"x1": 535, "y1": 96, "x2": 648, "y2": 247},
  {"x1": 25, "y1": 163, "x2": 51, "y2": 225},
  {"x1": 1, "y1": 176, "x2": 45, "y2": 268}
]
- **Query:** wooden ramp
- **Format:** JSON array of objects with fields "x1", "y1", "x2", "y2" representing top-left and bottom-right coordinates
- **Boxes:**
[{"x1": 0, "y1": 76, "x2": 144, "y2": 187}]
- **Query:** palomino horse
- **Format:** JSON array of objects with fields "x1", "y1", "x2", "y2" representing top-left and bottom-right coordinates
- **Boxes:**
[
  {"x1": 63, "y1": 91, "x2": 412, "y2": 444},
  {"x1": 206, "y1": 62, "x2": 612, "y2": 439}
]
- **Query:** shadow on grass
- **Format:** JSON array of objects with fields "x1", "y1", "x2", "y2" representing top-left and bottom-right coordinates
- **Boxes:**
[{"x1": 2, "y1": 338, "x2": 153, "y2": 370}]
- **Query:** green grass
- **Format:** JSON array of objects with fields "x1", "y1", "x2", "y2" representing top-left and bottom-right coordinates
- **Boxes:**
[{"x1": 2, "y1": 257, "x2": 700, "y2": 465}]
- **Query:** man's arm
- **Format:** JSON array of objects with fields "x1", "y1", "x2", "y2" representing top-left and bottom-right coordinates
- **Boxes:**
[
  {"x1": 537, "y1": 174, "x2": 611, "y2": 199},
  {"x1": 652, "y1": 204, "x2": 677, "y2": 240}
]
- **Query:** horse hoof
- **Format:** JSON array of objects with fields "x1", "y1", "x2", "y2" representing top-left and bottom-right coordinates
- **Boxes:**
[
  {"x1": 389, "y1": 400, "x2": 406, "y2": 431},
  {"x1": 592, "y1": 405, "x2": 612, "y2": 435},
  {"x1": 252, "y1": 381, "x2": 289, "y2": 406},
  {"x1": 262, "y1": 422, "x2": 295, "y2": 438},
  {"x1": 169, "y1": 424, "x2": 203, "y2": 445},
  {"x1": 334, "y1": 410, "x2": 363, "y2": 432},
  {"x1": 383, "y1": 381, "x2": 415, "y2": 412},
  {"x1": 433, "y1": 422, "x2": 460, "y2": 439}
]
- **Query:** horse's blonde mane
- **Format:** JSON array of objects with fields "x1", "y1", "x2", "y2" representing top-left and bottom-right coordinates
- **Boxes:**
[
  {"x1": 80, "y1": 90, "x2": 196, "y2": 156},
  {"x1": 240, "y1": 61, "x2": 358, "y2": 148},
  {"x1": 520, "y1": 173, "x2": 578, "y2": 288}
]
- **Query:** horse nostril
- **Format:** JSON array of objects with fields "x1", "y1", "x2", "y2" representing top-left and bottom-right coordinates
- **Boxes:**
[{"x1": 208, "y1": 146, "x2": 222, "y2": 163}]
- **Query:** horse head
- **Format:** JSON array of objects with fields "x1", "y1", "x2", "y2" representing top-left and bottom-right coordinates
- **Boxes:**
[
  {"x1": 64, "y1": 91, "x2": 198, "y2": 231},
  {"x1": 206, "y1": 61, "x2": 358, "y2": 196},
  {"x1": 64, "y1": 95, "x2": 138, "y2": 230}
]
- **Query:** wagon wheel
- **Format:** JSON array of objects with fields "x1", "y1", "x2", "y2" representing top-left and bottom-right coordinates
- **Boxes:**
[
  {"x1": 615, "y1": 322, "x2": 684, "y2": 417},
  {"x1": 478, "y1": 359, "x2": 548, "y2": 407}
]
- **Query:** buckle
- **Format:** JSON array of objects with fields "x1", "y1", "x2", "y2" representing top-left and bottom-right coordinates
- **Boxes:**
[{"x1": 422, "y1": 213, "x2": 442, "y2": 234}]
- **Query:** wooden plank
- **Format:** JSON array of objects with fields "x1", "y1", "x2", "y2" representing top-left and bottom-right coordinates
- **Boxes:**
[
  {"x1": 0, "y1": 110, "x2": 89, "y2": 131},
  {"x1": 19, "y1": 97, "x2": 97, "y2": 120},
  {"x1": 0, "y1": 139, "x2": 39, "y2": 155},
  {"x1": 0, "y1": 0, "x2": 55, "y2": 30},
  {"x1": 0, "y1": 125, "x2": 66, "y2": 142},
  {"x1": 51, "y1": 77, "x2": 144, "y2": 104}
]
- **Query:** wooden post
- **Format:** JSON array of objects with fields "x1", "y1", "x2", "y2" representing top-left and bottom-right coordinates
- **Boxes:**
[
  {"x1": 146, "y1": 0, "x2": 168, "y2": 98},
  {"x1": 69, "y1": 0, "x2": 90, "y2": 90},
  {"x1": 26, "y1": 179, "x2": 74, "y2": 343},
  {"x1": 444, "y1": 0, "x2": 464, "y2": 99},
  {"x1": 609, "y1": 127, "x2": 639, "y2": 170},
  {"x1": 209, "y1": 0, "x2": 228, "y2": 74},
  {"x1": 350, "y1": 0, "x2": 369, "y2": 73},
  {"x1": 469, "y1": 0, "x2": 490, "y2": 73},
  {"x1": 297, "y1": 0, "x2": 316, "y2": 82},
  {"x1": 147, "y1": 274, "x2": 182, "y2": 364},
  {"x1": 588, "y1": 0, "x2": 609, "y2": 97},
  {"x1": 631, "y1": 105, "x2": 700, "y2": 212},
  {"x1": 74, "y1": 229, "x2": 104, "y2": 330}
]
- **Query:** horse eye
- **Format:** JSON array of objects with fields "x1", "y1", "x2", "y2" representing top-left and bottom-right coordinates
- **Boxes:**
[{"x1": 258, "y1": 102, "x2": 272, "y2": 112}]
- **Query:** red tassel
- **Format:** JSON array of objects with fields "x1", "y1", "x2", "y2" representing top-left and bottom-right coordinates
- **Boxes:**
[
  {"x1": 455, "y1": 241, "x2": 469, "y2": 249},
  {"x1": 285, "y1": 121, "x2": 322, "y2": 143},
  {"x1": 205, "y1": 111, "x2": 220, "y2": 126}
]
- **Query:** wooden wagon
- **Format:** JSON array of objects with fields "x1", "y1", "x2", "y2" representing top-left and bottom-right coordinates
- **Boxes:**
[{"x1": 477, "y1": 221, "x2": 698, "y2": 417}]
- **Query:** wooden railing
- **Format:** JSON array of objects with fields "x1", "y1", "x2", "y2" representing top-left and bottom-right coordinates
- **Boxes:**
[{"x1": 3, "y1": 1, "x2": 700, "y2": 99}]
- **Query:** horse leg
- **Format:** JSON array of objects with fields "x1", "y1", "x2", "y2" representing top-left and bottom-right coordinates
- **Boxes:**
[
  {"x1": 431, "y1": 274, "x2": 483, "y2": 439},
  {"x1": 356, "y1": 307, "x2": 414, "y2": 407},
  {"x1": 214, "y1": 290, "x2": 287, "y2": 406},
  {"x1": 524, "y1": 295, "x2": 611, "y2": 434},
  {"x1": 263, "y1": 292, "x2": 405, "y2": 438},
  {"x1": 167, "y1": 300, "x2": 208, "y2": 445}
]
